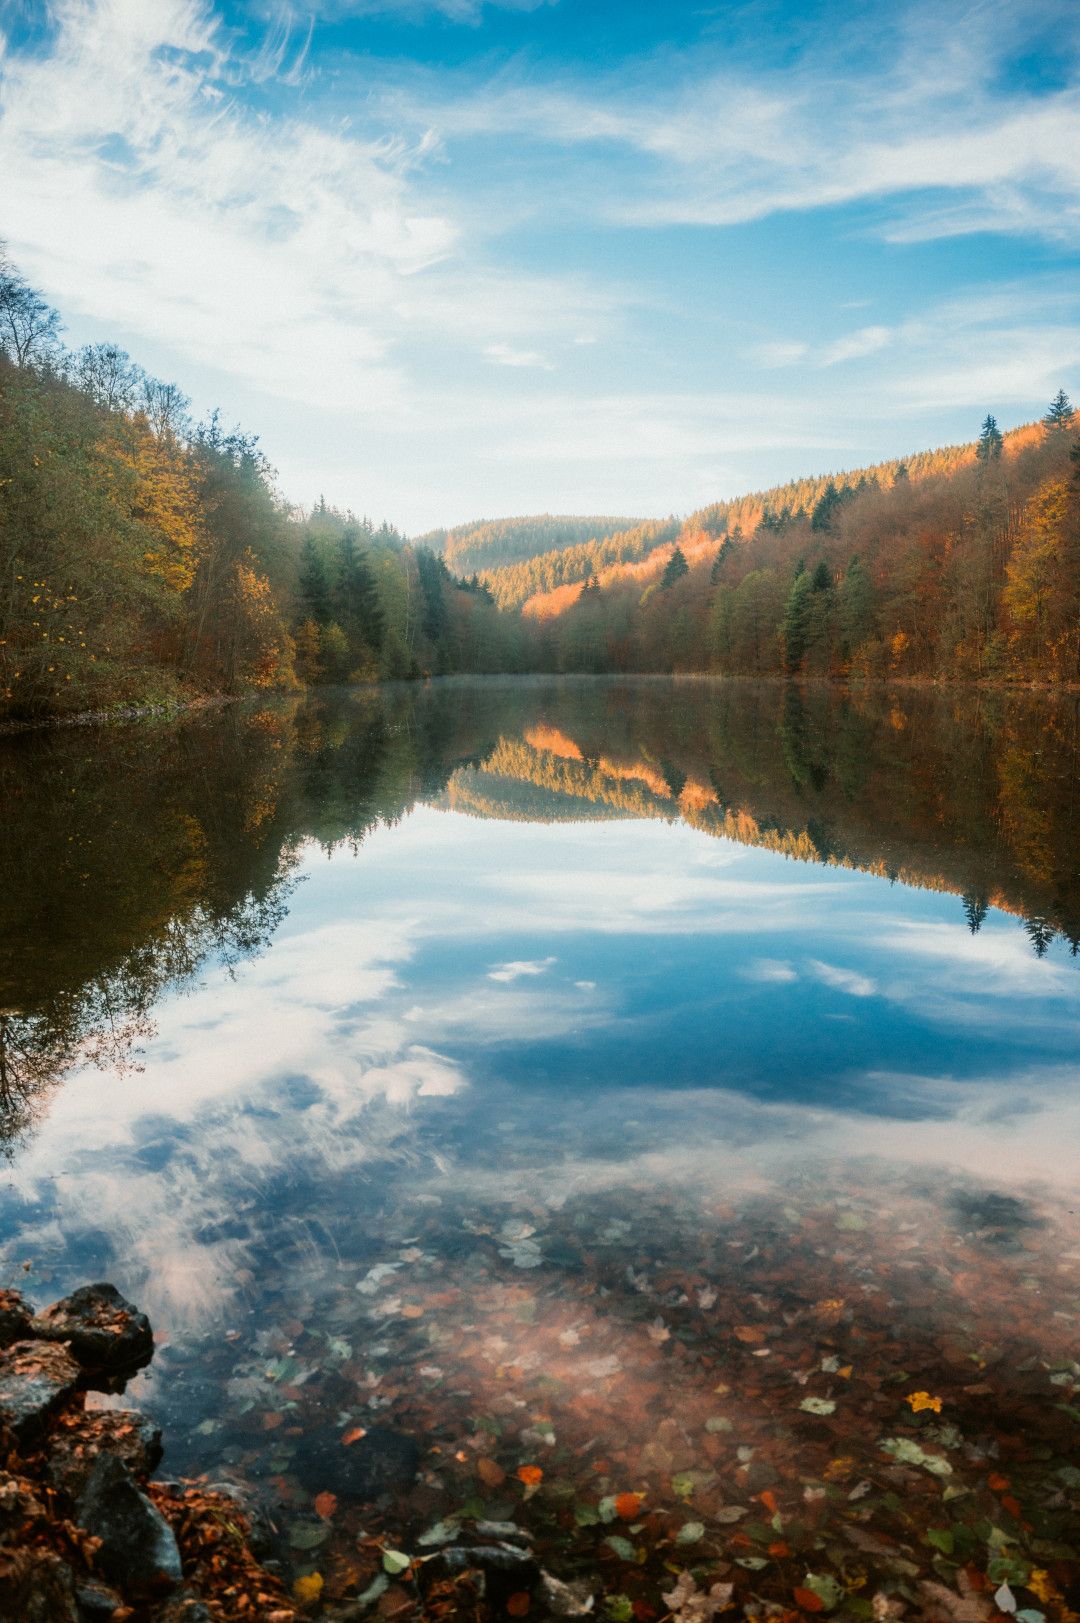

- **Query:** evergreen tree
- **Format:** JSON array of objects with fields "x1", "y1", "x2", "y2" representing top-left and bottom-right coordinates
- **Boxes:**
[
  {"x1": 962, "y1": 893, "x2": 988, "y2": 934},
  {"x1": 782, "y1": 566, "x2": 814, "y2": 671},
  {"x1": 337, "y1": 522, "x2": 385, "y2": 656},
  {"x1": 660, "y1": 545, "x2": 689, "y2": 588},
  {"x1": 416, "y1": 547, "x2": 452, "y2": 644},
  {"x1": 298, "y1": 537, "x2": 332, "y2": 625},
  {"x1": 1044, "y1": 389, "x2": 1074, "y2": 432},
  {"x1": 892, "y1": 461, "x2": 909, "y2": 483},
  {"x1": 710, "y1": 537, "x2": 733, "y2": 583},
  {"x1": 810, "y1": 481, "x2": 841, "y2": 532},
  {"x1": 838, "y1": 556, "x2": 874, "y2": 657},
  {"x1": 1025, "y1": 916, "x2": 1055, "y2": 957},
  {"x1": 976, "y1": 414, "x2": 1003, "y2": 463}
]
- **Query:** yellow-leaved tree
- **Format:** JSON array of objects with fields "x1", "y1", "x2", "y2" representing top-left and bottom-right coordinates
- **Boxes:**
[{"x1": 1002, "y1": 479, "x2": 1072, "y2": 677}]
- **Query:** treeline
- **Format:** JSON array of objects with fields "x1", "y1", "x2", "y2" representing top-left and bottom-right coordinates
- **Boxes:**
[
  {"x1": 479, "y1": 518, "x2": 682, "y2": 608},
  {"x1": 415, "y1": 513, "x2": 640, "y2": 578},
  {"x1": 0, "y1": 248, "x2": 530, "y2": 721},
  {"x1": 539, "y1": 406, "x2": 1080, "y2": 681},
  {"x1": 4, "y1": 242, "x2": 1079, "y2": 713}
]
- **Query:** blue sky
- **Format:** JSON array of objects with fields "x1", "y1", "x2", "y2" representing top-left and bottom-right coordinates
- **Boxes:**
[{"x1": 1, "y1": 0, "x2": 1078, "y2": 530}]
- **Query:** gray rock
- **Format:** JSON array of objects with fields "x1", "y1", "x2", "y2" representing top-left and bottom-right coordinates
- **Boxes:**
[
  {"x1": 77, "y1": 1453, "x2": 182, "y2": 1596},
  {"x1": 0, "y1": 1340, "x2": 81, "y2": 1440},
  {"x1": 474, "y1": 1519, "x2": 533, "y2": 1544},
  {"x1": 74, "y1": 1577, "x2": 125, "y2": 1620},
  {"x1": 540, "y1": 1570, "x2": 596, "y2": 1617},
  {"x1": 438, "y1": 1543, "x2": 538, "y2": 1577},
  {"x1": 33, "y1": 1283, "x2": 154, "y2": 1385}
]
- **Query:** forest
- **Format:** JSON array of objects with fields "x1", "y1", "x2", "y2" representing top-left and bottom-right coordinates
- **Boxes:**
[{"x1": 2, "y1": 243, "x2": 1078, "y2": 721}]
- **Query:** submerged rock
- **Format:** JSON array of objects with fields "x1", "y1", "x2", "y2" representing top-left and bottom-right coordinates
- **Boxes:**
[
  {"x1": 203, "y1": 1478, "x2": 279, "y2": 1559},
  {"x1": 33, "y1": 1282, "x2": 154, "y2": 1383},
  {"x1": 73, "y1": 1576, "x2": 126, "y2": 1620},
  {"x1": 77, "y1": 1454, "x2": 183, "y2": 1595},
  {"x1": 296, "y1": 1424, "x2": 419, "y2": 1501},
  {"x1": 0, "y1": 1340, "x2": 81, "y2": 1440}
]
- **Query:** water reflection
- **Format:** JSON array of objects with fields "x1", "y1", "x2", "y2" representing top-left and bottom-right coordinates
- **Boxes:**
[{"x1": 1, "y1": 680, "x2": 1078, "y2": 1615}]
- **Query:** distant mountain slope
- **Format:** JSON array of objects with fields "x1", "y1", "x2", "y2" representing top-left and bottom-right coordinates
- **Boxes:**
[
  {"x1": 414, "y1": 514, "x2": 642, "y2": 577},
  {"x1": 418, "y1": 436, "x2": 993, "y2": 614}
]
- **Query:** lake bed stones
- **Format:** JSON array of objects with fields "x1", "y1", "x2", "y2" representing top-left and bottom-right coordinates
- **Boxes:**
[{"x1": 295, "y1": 1423, "x2": 420, "y2": 1502}]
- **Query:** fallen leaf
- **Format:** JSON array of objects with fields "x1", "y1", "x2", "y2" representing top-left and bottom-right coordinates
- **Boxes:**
[
  {"x1": 907, "y1": 1391, "x2": 944, "y2": 1414},
  {"x1": 794, "y1": 1588, "x2": 825, "y2": 1612},
  {"x1": 615, "y1": 1492, "x2": 642, "y2": 1520},
  {"x1": 341, "y1": 1426, "x2": 367, "y2": 1446},
  {"x1": 313, "y1": 1491, "x2": 337, "y2": 1522},
  {"x1": 478, "y1": 1457, "x2": 506, "y2": 1487},
  {"x1": 507, "y1": 1593, "x2": 531, "y2": 1617},
  {"x1": 293, "y1": 1572, "x2": 324, "y2": 1605},
  {"x1": 517, "y1": 1464, "x2": 543, "y2": 1486}
]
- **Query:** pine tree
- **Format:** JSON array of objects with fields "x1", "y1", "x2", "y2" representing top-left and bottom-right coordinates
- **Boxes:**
[
  {"x1": 962, "y1": 893, "x2": 988, "y2": 934},
  {"x1": 976, "y1": 414, "x2": 1003, "y2": 463},
  {"x1": 660, "y1": 546, "x2": 689, "y2": 588},
  {"x1": 782, "y1": 566, "x2": 814, "y2": 671},
  {"x1": 299, "y1": 537, "x2": 332, "y2": 625},
  {"x1": 337, "y1": 523, "x2": 385, "y2": 656},
  {"x1": 838, "y1": 556, "x2": 874, "y2": 657},
  {"x1": 810, "y1": 481, "x2": 841, "y2": 532},
  {"x1": 1043, "y1": 389, "x2": 1074, "y2": 432}
]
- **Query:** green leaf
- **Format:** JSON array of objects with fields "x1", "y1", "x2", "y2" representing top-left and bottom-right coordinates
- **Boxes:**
[
  {"x1": 604, "y1": 1535, "x2": 637, "y2": 1562},
  {"x1": 382, "y1": 1550, "x2": 411, "y2": 1575},
  {"x1": 605, "y1": 1598, "x2": 633, "y2": 1622},
  {"x1": 800, "y1": 1397, "x2": 836, "y2": 1415},
  {"x1": 926, "y1": 1529, "x2": 954, "y2": 1555},
  {"x1": 417, "y1": 1519, "x2": 460, "y2": 1547},
  {"x1": 706, "y1": 1416, "x2": 733, "y2": 1433},
  {"x1": 804, "y1": 1573, "x2": 845, "y2": 1610},
  {"x1": 289, "y1": 1522, "x2": 330, "y2": 1551},
  {"x1": 671, "y1": 1472, "x2": 696, "y2": 1499},
  {"x1": 880, "y1": 1437, "x2": 952, "y2": 1477},
  {"x1": 598, "y1": 1495, "x2": 619, "y2": 1522},
  {"x1": 676, "y1": 1522, "x2": 706, "y2": 1545},
  {"x1": 574, "y1": 1502, "x2": 601, "y2": 1527}
]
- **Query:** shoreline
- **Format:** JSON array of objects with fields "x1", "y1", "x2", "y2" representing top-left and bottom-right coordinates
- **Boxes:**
[{"x1": 2, "y1": 670, "x2": 1079, "y2": 736}]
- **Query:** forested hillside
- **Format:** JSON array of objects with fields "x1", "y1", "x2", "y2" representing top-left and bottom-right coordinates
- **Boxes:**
[
  {"x1": 530, "y1": 409, "x2": 1080, "y2": 682},
  {"x1": 415, "y1": 513, "x2": 643, "y2": 582},
  {"x1": 3, "y1": 241, "x2": 1078, "y2": 719},
  {"x1": 0, "y1": 247, "x2": 526, "y2": 720}
]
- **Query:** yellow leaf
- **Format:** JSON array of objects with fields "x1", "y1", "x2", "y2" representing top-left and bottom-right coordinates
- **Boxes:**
[
  {"x1": 906, "y1": 1391, "x2": 943, "y2": 1414},
  {"x1": 293, "y1": 1572, "x2": 323, "y2": 1604}
]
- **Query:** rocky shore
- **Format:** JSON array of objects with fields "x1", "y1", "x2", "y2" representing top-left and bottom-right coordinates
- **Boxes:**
[{"x1": 0, "y1": 1281, "x2": 298, "y2": 1621}]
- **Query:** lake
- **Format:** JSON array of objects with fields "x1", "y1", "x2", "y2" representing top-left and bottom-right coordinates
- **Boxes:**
[{"x1": 2, "y1": 677, "x2": 1078, "y2": 1617}]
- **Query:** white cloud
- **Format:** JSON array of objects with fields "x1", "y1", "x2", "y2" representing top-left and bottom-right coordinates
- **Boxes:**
[
  {"x1": 809, "y1": 960, "x2": 877, "y2": 997},
  {"x1": 485, "y1": 342, "x2": 555, "y2": 371},
  {"x1": 741, "y1": 958, "x2": 798, "y2": 984},
  {"x1": 820, "y1": 325, "x2": 893, "y2": 367},
  {"x1": 487, "y1": 955, "x2": 557, "y2": 981}
]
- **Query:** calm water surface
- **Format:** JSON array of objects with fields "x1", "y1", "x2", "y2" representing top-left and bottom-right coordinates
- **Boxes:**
[{"x1": 2, "y1": 679, "x2": 1078, "y2": 1614}]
